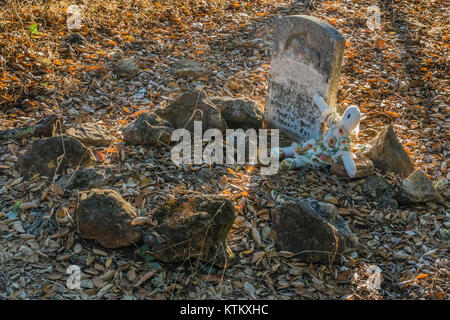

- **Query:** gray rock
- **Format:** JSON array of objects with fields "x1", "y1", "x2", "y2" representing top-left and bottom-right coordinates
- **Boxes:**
[
  {"x1": 210, "y1": 96, "x2": 263, "y2": 129},
  {"x1": 155, "y1": 89, "x2": 227, "y2": 133},
  {"x1": 399, "y1": 169, "x2": 443, "y2": 203},
  {"x1": 271, "y1": 198, "x2": 357, "y2": 264},
  {"x1": 171, "y1": 59, "x2": 212, "y2": 79},
  {"x1": 264, "y1": 15, "x2": 345, "y2": 140},
  {"x1": 123, "y1": 112, "x2": 173, "y2": 146},
  {"x1": 75, "y1": 189, "x2": 141, "y2": 248},
  {"x1": 57, "y1": 166, "x2": 114, "y2": 190},
  {"x1": 364, "y1": 125, "x2": 414, "y2": 178},
  {"x1": 65, "y1": 123, "x2": 113, "y2": 147},
  {"x1": 18, "y1": 136, "x2": 95, "y2": 178},
  {"x1": 112, "y1": 57, "x2": 139, "y2": 79},
  {"x1": 80, "y1": 279, "x2": 94, "y2": 289},
  {"x1": 142, "y1": 194, "x2": 236, "y2": 268}
]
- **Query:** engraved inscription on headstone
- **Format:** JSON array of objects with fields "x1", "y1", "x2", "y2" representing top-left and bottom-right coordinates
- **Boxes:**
[{"x1": 264, "y1": 15, "x2": 345, "y2": 140}]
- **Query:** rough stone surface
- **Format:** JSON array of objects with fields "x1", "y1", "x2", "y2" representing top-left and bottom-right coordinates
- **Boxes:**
[
  {"x1": 399, "y1": 169, "x2": 442, "y2": 203},
  {"x1": 112, "y1": 57, "x2": 139, "y2": 79},
  {"x1": 123, "y1": 112, "x2": 173, "y2": 146},
  {"x1": 171, "y1": 59, "x2": 212, "y2": 79},
  {"x1": 142, "y1": 195, "x2": 236, "y2": 268},
  {"x1": 210, "y1": 96, "x2": 263, "y2": 129},
  {"x1": 18, "y1": 135, "x2": 95, "y2": 178},
  {"x1": 66, "y1": 123, "x2": 113, "y2": 147},
  {"x1": 75, "y1": 189, "x2": 141, "y2": 248},
  {"x1": 360, "y1": 175, "x2": 398, "y2": 209},
  {"x1": 364, "y1": 125, "x2": 414, "y2": 178},
  {"x1": 271, "y1": 198, "x2": 357, "y2": 264},
  {"x1": 156, "y1": 89, "x2": 227, "y2": 133},
  {"x1": 57, "y1": 166, "x2": 114, "y2": 190},
  {"x1": 264, "y1": 15, "x2": 345, "y2": 140},
  {"x1": 331, "y1": 157, "x2": 374, "y2": 179}
]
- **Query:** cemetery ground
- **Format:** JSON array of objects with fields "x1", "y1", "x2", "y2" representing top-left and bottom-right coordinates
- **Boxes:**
[{"x1": 0, "y1": 0, "x2": 448, "y2": 300}]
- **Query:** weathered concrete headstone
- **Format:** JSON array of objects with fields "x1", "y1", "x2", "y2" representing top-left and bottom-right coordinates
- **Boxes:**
[{"x1": 264, "y1": 15, "x2": 345, "y2": 140}]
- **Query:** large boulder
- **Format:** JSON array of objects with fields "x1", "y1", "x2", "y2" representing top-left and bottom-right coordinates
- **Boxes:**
[
  {"x1": 210, "y1": 96, "x2": 264, "y2": 129},
  {"x1": 364, "y1": 125, "x2": 414, "y2": 177},
  {"x1": 142, "y1": 195, "x2": 236, "y2": 267},
  {"x1": 271, "y1": 198, "x2": 358, "y2": 264},
  {"x1": 65, "y1": 123, "x2": 113, "y2": 147},
  {"x1": 123, "y1": 112, "x2": 173, "y2": 146},
  {"x1": 18, "y1": 135, "x2": 95, "y2": 178},
  {"x1": 398, "y1": 169, "x2": 443, "y2": 204},
  {"x1": 155, "y1": 89, "x2": 227, "y2": 133},
  {"x1": 75, "y1": 189, "x2": 141, "y2": 248}
]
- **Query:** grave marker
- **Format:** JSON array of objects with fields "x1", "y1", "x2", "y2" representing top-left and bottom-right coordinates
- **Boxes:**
[{"x1": 264, "y1": 15, "x2": 345, "y2": 140}]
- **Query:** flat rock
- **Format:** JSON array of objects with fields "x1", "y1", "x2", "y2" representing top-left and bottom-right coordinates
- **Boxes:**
[
  {"x1": 57, "y1": 166, "x2": 114, "y2": 190},
  {"x1": 360, "y1": 175, "x2": 398, "y2": 210},
  {"x1": 66, "y1": 123, "x2": 113, "y2": 147},
  {"x1": 399, "y1": 169, "x2": 442, "y2": 203},
  {"x1": 75, "y1": 189, "x2": 141, "y2": 248},
  {"x1": 155, "y1": 89, "x2": 227, "y2": 133},
  {"x1": 123, "y1": 112, "x2": 173, "y2": 146},
  {"x1": 142, "y1": 195, "x2": 236, "y2": 268},
  {"x1": 210, "y1": 96, "x2": 263, "y2": 129},
  {"x1": 271, "y1": 198, "x2": 357, "y2": 264},
  {"x1": 364, "y1": 125, "x2": 414, "y2": 178},
  {"x1": 331, "y1": 157, "x2": 374, "y2": 179},
  {"x1": 18, "y1": 136, "x2": 95, "y2": 178},
  {"x1": 171, "y1": 59, "x2": 212, "y2": 79}
]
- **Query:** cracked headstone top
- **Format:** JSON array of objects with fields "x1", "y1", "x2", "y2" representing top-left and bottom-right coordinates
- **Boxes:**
[{"x1": 264, "y1": 15, "x2": 345, "y2": 140}]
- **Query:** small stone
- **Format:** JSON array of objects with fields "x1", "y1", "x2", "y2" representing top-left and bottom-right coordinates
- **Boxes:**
[
  {"x1": 80, "y1": 279, "x2": 94, "y2": 289},
  {"x1": 155, "y1": 89, "x2": 227, "y2": 134},
  {"x1": 112, "y1": 57, "x2": 139, "y2": 79},
  {"x1": 399, "y1": 169, "x2": 443, "y2": 203},
  {"x1": 65, "y1": 123, "x2": 113, "y2": 147},
  {"x1": 364, "y1": 125, "x2": 414, "y2": 177},
  {"x1": 75, "y1": 189, "x2": 141, "y2": 248},
  {"x1": 73, "y1": 244, "x2": 82, "y2": 254},
  {"x1": 18, "y1": 136, "x2": 95, "y2": 178},
  {"x1": 210, "y1": 96, "x2": 264, "y2": 129},
  {"x1": 126, "y1": 268, "x2": 136, "y2": 282},
  {"x1": 123, "y1": 112, "x2": 173, "y2": 146},
  {"x1": 171, "y1": 59, "x2": 212, "y2": 79}
]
